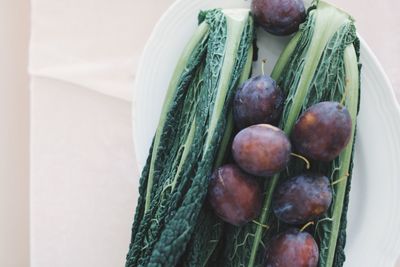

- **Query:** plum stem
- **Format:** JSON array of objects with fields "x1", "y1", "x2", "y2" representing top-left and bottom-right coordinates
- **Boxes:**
[
  {"x1": 331, "y1": 173, "x2": 349, "y2": 186},
  {"x1": 300, "y1": 221, "x2": 315, "y2": 232},
  {"x1": 314, "y1": 217, "x2": 333, "y2": 236},
  {"x1": 290, "y1": 152, "x2": 311, "y2": 169},
  {"x1": 261, "y1": 59, "x2": 267, "y2": 75},
  {"x1": 252, "y1": 220, "x2": 270, "y2": 229}
]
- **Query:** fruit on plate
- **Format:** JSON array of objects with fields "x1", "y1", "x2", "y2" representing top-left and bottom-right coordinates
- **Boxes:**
[
  {"x1": 232, "y1": 124, "x2": 291, "y2": 176},
  {"x1": 265, "y1": 228, "x2": 319, "y2": 267},
  {"x1": 251, "y1": 0, "x2": 306, "y2": 35},
  {"x1": 291, "y1": 101, "x2": 352, "y2": 161},
  {"x1": 233, "y1": 74, "x2": 284, "y2": 129},
  {"x1": 273, "y1": 173, "x2": 332, "y2": 224},
  {"x1": 208, "y1": 164, "x2": 262, "y2": 226}
]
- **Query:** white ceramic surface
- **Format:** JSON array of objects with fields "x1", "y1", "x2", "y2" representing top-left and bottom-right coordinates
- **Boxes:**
[{"x1": 133, "y1": 0, "x2": 400, "y2": 266}]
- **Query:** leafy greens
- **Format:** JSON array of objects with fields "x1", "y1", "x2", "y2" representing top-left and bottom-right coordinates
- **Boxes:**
[
  {"x1": 125, "y1": 9, "x2": 255, "y2": 267},
  {"x1": 217, "y1": 2, "x2": 360, "y2": 267}
]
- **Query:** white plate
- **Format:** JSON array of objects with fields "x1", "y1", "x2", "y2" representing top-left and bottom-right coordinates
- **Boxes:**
[{"x1": 133, "y1": 0, "x2": 400, "y2": 266}]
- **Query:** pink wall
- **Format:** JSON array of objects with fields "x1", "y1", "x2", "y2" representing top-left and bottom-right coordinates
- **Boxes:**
[{"x1": 0, "y1": 0, "x2": 30, "y2": 266}]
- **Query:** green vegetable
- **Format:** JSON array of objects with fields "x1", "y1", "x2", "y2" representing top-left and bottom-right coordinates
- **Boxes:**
[
  {"x1": 125, "y1": 9, "x2": 254, "y2": 267},
  {"x1": 320, "y1": 40, "x2": 360, "y2": 267},
  {"x1": 219, "y1": 1, "x2": 360, "y2": 267},
  {"x1": 180, "y1": 45, "x2": 254, "y2": 267}
]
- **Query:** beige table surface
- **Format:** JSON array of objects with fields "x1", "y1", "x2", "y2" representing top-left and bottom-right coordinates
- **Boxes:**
[{"x1": 25, "y1": 1, "x2": 400, "y2": 267}]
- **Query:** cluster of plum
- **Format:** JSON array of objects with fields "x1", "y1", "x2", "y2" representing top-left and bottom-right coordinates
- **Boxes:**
[
  {"x1": 207, "y1": 70, "x2": 352, "y2": 266},
  {"x1": 206, "y1": 0, "x2": 353, "y2": 265}
]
